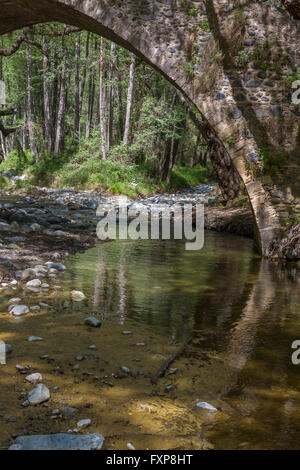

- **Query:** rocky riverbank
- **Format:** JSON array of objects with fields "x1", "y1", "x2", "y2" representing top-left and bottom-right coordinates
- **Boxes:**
[{"x1": 0, "y1": 183, "x2": 257, "y2": 285}]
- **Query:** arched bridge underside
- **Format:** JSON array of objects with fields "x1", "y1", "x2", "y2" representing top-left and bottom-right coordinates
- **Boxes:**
[{"x1": 1, "y1": 0, "x2": 299, "y2": 256}]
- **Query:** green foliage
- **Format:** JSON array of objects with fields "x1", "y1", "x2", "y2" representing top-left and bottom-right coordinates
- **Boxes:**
[
  {"x1": 283, "y1": 67, "x2": 300, "y2": 89},
  {"x1": 200, "y1": 19, "x2": 210, "y2": 32},
  {"x1": 234, "y1": 49, "x2": 252, "y2": 67},
  {"x1": 0, "y1": 23, "x2": 211, "y2": 196},
  {"x1": 183, "y1": 61, "x2": 195, "y2": 79},
  {"x1": 0, "y1": 175, "x2": 10, "y2": 189},
  {"x1": 258, "y1": 146, "x2": 286, "y2": 175},
  {"x1": 189, "y1": 6, "x2": 198, "y2": 17},
  {"x1": 1, "y1": 135, "x2": 208, "y2": 198},
  {"x1": 0, "y1": 149, "x2": 34, "y2": 174}
]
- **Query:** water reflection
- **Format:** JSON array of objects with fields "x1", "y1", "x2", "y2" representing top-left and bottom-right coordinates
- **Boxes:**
[{"x1": 59, "y1": 231, "x2": 300, "y2": 449}]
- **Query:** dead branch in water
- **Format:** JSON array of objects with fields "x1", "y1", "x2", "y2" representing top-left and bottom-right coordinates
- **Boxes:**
[{"x1": 151, "y1": 341, "x2": 190, "y2": 385}]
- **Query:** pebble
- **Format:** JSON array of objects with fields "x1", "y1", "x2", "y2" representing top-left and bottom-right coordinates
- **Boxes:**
[
  {"x1": 8, "y1": 297, "x2": 21, "y2": 304},
  {"x1": 25, "y1": 373, "x2": 43, "y2": 384},
  {"x1": 45, "y1": 262, "x2": 66, "y2": 271},
  {"x1": 76, "y1": 356, "x2": 85, "y2": 361},
  {"x1": 28, "y1": 336, "x2": 44, "y2": 342},
  {"x1": 30, "y1": 306, "x2": 41, "y2": 312},
  {"x1": 196, "y1": 401, "x2": 218, "y2": 412},
  {"x1": 61, "y1": 407, "x2": 78, "y2": 417},
  {"x1": 77, "y1": 419, "x2": 91, "y2": 429},
  {"x1": 71, "y1": 290, "x2": 86, "y2": 301},
  {"x1": 85, "y1": 317, "x2": 102, "y2": 328},
  {"x1": 127, "y1": 442, "x2": 136, "y2": 450},
  {"x1": 26, "y1": 279, "x2": 42, "y2": 288}
]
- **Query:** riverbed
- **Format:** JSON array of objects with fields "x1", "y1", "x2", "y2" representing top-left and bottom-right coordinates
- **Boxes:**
[{"x1": 1, "y1": 227, "x2": 300, "y2": 450}]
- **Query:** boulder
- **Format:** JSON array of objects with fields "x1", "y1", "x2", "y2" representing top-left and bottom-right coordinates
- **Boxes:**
[{"x1": 9, "y1": 433, "x2": 104, "y2": 450}]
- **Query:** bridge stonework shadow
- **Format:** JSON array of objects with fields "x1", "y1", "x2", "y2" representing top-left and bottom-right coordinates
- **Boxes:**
[{"x1": 1, "y1": 0, "x2": 299, "y2": 255}]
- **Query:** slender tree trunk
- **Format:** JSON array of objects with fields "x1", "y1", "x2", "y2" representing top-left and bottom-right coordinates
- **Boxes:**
[
  {"x1": 42, "y1": 36, "x2": 53, "y2": 153},
  {"x1": 106, "y1": 42, "x2": 115, "y2": 150},
  {"x1": 123, "y1": 53, "x2": 136, "y2": 146},
  {"x1": 26, "y1": 43, "x2": 38, "y2": 162},
  {"x1": 190, "y1": 130, "x2": 201, "y2": 168},
  {"x1": 86, "y1": 37, "x2": 97, "y2": 139},
  {"x1": 79, "y1": 32, "x2": 90, "y2": 119},
  {"x1": 54, "y1": 31, "x2": 67, "y2": 156},
  {"x1": 99, "y1": 37, "x2": 107, "y2": 160},
  {"x1": 116, "y1": 56, "x2": 124, "y2": 142},
  {"x1": 22, "y1": 95, "x2": 27, "y2": 150},
  {"x1": 73, "y1": 32, "x2": 81, "y2": 147}
]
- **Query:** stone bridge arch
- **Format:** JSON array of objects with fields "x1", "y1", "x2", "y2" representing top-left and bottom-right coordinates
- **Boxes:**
[{"x1": 1, "y1": 0, "x2": 299, "y2": 256}]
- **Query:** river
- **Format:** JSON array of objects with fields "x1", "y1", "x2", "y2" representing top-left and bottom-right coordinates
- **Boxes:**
[{"x1": 1, "y1": 223, "x2": 299, "y2": 450}]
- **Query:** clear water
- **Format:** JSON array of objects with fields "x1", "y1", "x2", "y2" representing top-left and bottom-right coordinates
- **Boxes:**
[{"x1": 1, "y1": 230, "x2": 300, "y2": 449}]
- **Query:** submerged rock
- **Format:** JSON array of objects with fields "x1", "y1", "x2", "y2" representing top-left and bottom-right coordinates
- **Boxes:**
[
  {"x1": 28, "y1": 384, "x2": 50, "y2": 405},
  {"x1": 127, "y1": 442, "x2": 136, "y2": 450},
  {"x1": 61, "y1": 407, "x2": 78, "y2": 417},
  {"x1": 196, "y1": 401, "x2": 218, "y2": 412},
  {"x1": 28, "y1": 336, "x2": 44, "y2": 342},
  {"x1": 71, "y1": 290, "x2": 86, "y2": 301},
  {"x1": 77, "y1": 419, "x2": 91, "y2": 429},
  {"x1": 85, "y1": 317, "x2": 101, "y2": 328},
  {"x1": 9, "y1": 433, "x2": 104, "y2": 450}
]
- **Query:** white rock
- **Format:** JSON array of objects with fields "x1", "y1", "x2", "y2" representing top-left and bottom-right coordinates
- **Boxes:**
[
  {"x1": 8, "y1": 297, "x2": 22, "y2": 304},
  {"x1": 77, "y1": 419, "x2": 91, "y2": 429},
  {"x1": 127, "y1": 442, "x2": 136, "y2": 450},
  {"x1": 10, "y1": 305, "x2": 30, "y2": 316},
  {"x1": 71, "y1": 290, "x2": 86, "y2": 301},
  {"x1": 26, "y1": 279, "x2": 42, "y2": 288},
  {"x1": 28, "y1": 384, "x2": 50, "y2": 405},
  {"x1": 30, "y1": 306, "x2": 41, "y2": 312},
  {"x1": 26, "y1": 373, "x2": 43, "y2": 384},
  {"x1": 28, "y1": 336, "x2": 43, "y2": 342},
  {"x1": 196, "y1": 402, "x2": 218, "y2": 412}
]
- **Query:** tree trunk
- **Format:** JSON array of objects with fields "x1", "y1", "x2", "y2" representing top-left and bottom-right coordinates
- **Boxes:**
[
  {"x1": 73, "y1": 32, "x2": 81, "y2": 147},
  {"x1": 26, "y1": 43, "x2": 38, "y2": 162},
  {"x1": 85, "y1": 36, "x2": 97, "y2": 139},
  {"x1": 99, "y1": 37, "x2": 107, "y2": 160},
  {"x1": 106, "y1": 42, "x2": 115, "y2": 150},
  {"x1": 54, "y1": 31, "x2": 67, "y2": 156},
  {"x1": 42, "y1": 36, "x2": 53, "y2": 153},
  {"x1": 123, "y1": 53, "x2": 136, "y2": 146}
]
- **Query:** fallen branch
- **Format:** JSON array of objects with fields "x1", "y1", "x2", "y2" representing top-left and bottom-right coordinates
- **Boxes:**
[{"x1": 151, "y1": 341, "x2": 190, "y2": 385}]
